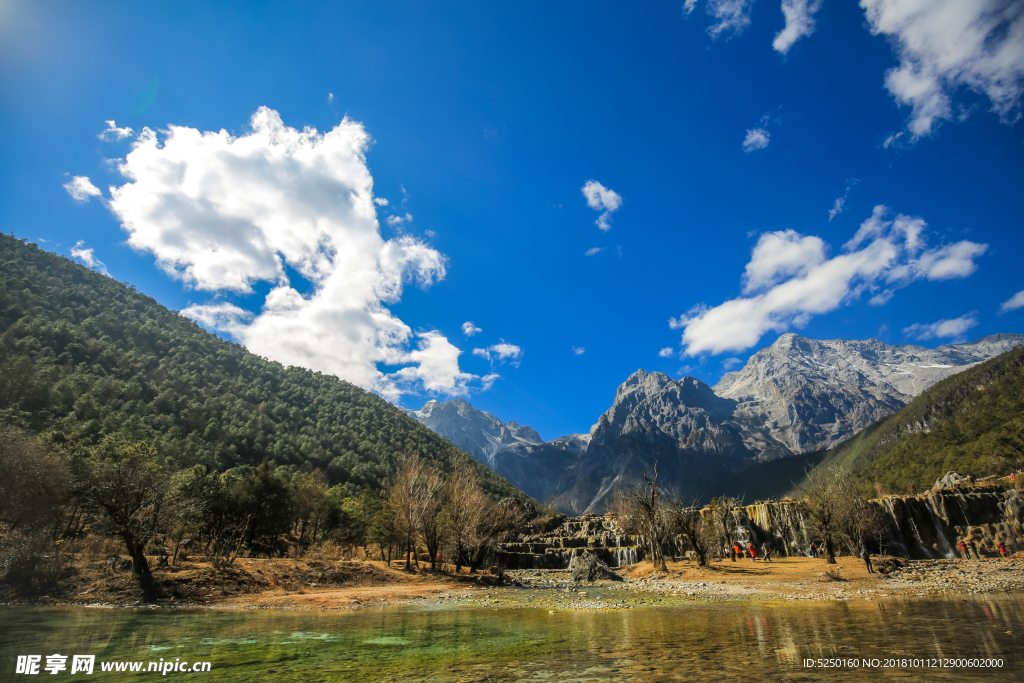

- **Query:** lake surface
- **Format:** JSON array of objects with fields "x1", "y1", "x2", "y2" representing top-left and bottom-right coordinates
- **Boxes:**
[{"x1": 2, "y1": 597, "x2": 1022, "y2": 681}]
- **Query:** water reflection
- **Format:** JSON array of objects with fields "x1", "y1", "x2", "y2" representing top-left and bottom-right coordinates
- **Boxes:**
[{"x1": 1, "y1": 598, "x2": 1020, "y2": 681}]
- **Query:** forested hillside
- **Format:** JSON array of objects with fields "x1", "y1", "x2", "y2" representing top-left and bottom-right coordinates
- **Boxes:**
[
  {"x1": 0, "y1": 233, "x2": 526, "y2": 502},
  {"x1": 789, "y1": 344, "x2": 1024, "y2": 497}
]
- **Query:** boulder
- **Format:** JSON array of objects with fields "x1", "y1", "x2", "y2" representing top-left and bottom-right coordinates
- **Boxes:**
[
  {"x1": 933, "y1": 471, "x2": 971, "y2": 491},
  {"x1": 570, "y1": 550, "x2": 622, "y2": 583}
]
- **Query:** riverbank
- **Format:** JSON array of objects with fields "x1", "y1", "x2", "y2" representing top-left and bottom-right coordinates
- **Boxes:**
[{"x1": 4, "y1": 555, "x2": 1024, "y2": 611}]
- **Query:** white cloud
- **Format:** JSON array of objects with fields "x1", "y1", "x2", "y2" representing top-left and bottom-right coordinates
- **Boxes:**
[
  {"x1": 999, "y1": 291, "x2": 1024, "y2": 314},
  {"x1": 585, "y1": 247, "x2": 605, "y2": 256},
  {"x1": 573, "y1": 346, "x2": 586, "y2": 355},
  {"x1": 862, "y1": 0, "x2": 1024, "y2": 139},
  {"x1": 182, "y1": 302, "x2": 253, "y2": 336},
  {"x1": 387, "y1": 212, "x2": 413, "y2": 227},
  {"x1": 98, "y1": 120, "x2": 134, "y2": 142},
  {"x1": 462, "y1": 321, "x2": 482, "y2": 337},
  {"x1": 374, "y1": 197, "x2": 389, "y2": 206},
  {"x1": 63, "y1": 176, "x2": 102, "y2": 202},
  {"x1": 903, "y1": 313, "x2": 978, "y2": 342},
  {"x1": 481, "y1": 373, "x2": 501, "y2": 391},
  {"x1": 676, "y1": 205, "x2": 988, "y2": 356},
  {"x1": 774, "y1": 0, "x2": 822, "y2": 54},
  {"x1": 328, "y1": 93, "x2": 335, "y2": 104},
  {"x1": 70, "y1": 240, "x2": 109, "y2": 275},
  {"x1": 669, "y1": 304, "x2": 707, "y2": 330},
  {"x1": 581, "y1": 180, "x2": 622, "y2": 232},
  {"x1": 742, "y1": 230, "x2": 828, "y2": 293},
  {"x1": 473, "y1": 341, "x2": 523, "y2": 367},
  {"x1": 828, "y1": 197, "x2": 846, "y2": 222},
  {"x1": 686, "y1": 0, "x2": 755, "y2": 39},
  {"x1": 105, "y1": 106, "x2": 477, "y2": 400},
  {"x1": 380, "y1": 331, "x2": 477, "y2": 398},
  {"x1": 658, "y1": 347, "x2": 675, "y2": 358},
  {"x1": 722, "y1": 356, "x2": 744, "y2": 369},
  {"x1": 742, "y1": 128, "x2": 770, "y2": 152},
  {"x1": 828, "y1": 180, "x2": 859, "y2": 221}
]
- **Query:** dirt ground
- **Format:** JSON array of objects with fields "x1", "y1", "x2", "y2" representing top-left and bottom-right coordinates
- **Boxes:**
[
  {"x1": 0, "y1": 555, "x2": 500, "y2": 609},
  {"x1": 5, "y1": 554, "x2": 1024, "y2": 611}
]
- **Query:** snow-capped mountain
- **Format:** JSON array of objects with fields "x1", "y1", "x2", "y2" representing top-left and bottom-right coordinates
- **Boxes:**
[
  {"x1": 402, "y1": 398, "x2": 543, "y2": 468},
  {"x1": 406, "y1": 334, "x2": 1024, "y2": 513},
  {"x1": 713, "y1": 333, "x2": 1024, "y2": 453}
]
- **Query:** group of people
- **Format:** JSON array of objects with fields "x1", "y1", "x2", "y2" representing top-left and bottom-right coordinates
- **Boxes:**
[
  {"x1": 734, "y1": 542, "x2": 773, "y2": 562},
  {"x1": 957, "y1": 539, "x2": 1009, "y2": 559}
]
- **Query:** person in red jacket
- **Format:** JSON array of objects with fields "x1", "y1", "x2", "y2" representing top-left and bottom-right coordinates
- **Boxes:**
[
  {"x1": 958, "y1": 541, "x2": 971, "y2": 559},
  {"x1": 748, "y1": 544, "x2": 758, "y2": 561},
  {"x1": 998, "y1": 540, "x2": 1008, "y2": 557},
  {"x1": 734, "y1": 542, "x2": 742, "y2": 560}
]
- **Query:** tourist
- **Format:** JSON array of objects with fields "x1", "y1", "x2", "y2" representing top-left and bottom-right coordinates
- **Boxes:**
[
  {"x1": 733, "y1": 542, "x2": 742, "y2": 559},
  {"x1": 748, "y1": 544, "x2": 758, "y2": 561},
  {"x1": 998, "y1": 540, "x2": 1008, "y2": 557},
  {"x1": 969, "y1": 540, "x2": 981, "y2": 560},
  {"x1": 860, "y1": 544, "x2": 874, "y2": 574},
  {"x1": 761, "y1": 543, "x2": 772, "y2": 562},
  {"x1": 810, "y1": 543, "x2": 818, "y2": 558},
  {"x1": 958, "y1": 541, "x2": 970, "y2": 559}
]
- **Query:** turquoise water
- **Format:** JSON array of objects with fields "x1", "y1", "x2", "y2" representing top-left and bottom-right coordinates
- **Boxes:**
[{"x1": 2, "y1": 597, "x2": 1022, "y2": 681}]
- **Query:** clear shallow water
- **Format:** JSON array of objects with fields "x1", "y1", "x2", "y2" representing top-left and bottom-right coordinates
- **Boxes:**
[{"x1": 2, "y1": 597, "x2": 1022, "y2": 681}]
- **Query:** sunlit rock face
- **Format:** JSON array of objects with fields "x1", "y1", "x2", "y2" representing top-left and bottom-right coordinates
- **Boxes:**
[{"x1": 713, "y1": 333, "x2": 1024, "y2": 454}]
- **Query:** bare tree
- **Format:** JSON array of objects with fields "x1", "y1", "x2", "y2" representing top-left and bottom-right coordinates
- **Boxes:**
[
  {"x1": 389, "y1": 453, "x2": 443, "y2": 570},
  {"x1": 669, "y1": 501, "x2": 711, "y2": 566},
  {"x1": 619, "y1": 465, "x2": 671, "y2": 572},
  {"x1": 439, "y1": 458, "x2": 486, "y2": 573},
  {"x1": 709, "y1": 496, "x2": 742, "y2": 562},
  {"x1": 798, "y1": 464, "x2": 856, "y2": 565},
  {"x1": 0, "y1": 429, "x2": 72, "y2": 592},
  {"x1": 468, "y1": 497, "x2": 529, "y2": 573}
]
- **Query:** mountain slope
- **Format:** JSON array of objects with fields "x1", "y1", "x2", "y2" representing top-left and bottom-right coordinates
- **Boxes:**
[
  {"x1": 788, "y1": 343, "x2": 1024, "y2": 497},
  {"x1": 0, "y1": 234, "x2": 529, "y2": 502},
  {"x1": 402, "y1": 398, "x2": 588, "y2": 503},
  {"x1": 714, "y1": 332, "x2": 1024, "y2": 454}
]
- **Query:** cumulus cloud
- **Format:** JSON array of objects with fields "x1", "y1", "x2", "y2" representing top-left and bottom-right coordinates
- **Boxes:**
[
  {"x1": 585, "y1": 247, "x2": 605, "y2": 256},
  {"x1": 70, "y1": 240, "x2": 109, "y2": 275},
  {"x1": 658, "y1": 347, "x2": 675, "y2": 358},
  {"x1": 999, "y1": 290, "x2": 1024, "y2": 313},
  {"x1": 903, "y1": 313, "x2": 978, "y2": 342},
  {"x1": 63, "y1": 176, "x2": 102, "y2": 202},
  {"x1": 374, "y1": 197, "x2": 389, "y2": 206},
  {"x1": 573, "y1": 346, "x2": 586, "y2": 355},
  {"x1": 98, "y1": 120, "x2": 134, "y2": 142},
  {"x1": 862, "y1": 0, "x2": 1024, "y2": 139},
  {"x1": 182, "y1": 302, "x2": 253, "y2": 337},
  {"x1": 107, "y1": 106, "x2": 478, "y2": 400},
  {"x1": 473, "y1": 341, "x2": 523, "y2": 367},
  {"x1": 581, "y1": 180, "x2": 622, "y2": 232},
  {"x1": 462, "y1": 321, "x2": 482, "y2": 337},
  {"x1": 742, "y1": 128, "x2": 770, "y2": 152},
  {"x1": 774, "y1": 0, "x2": 822, "y2": 54},
  {"x1": 676, "y1": 205, "x2": 988, "y2": 356},
  {"x1": 742, "y1": 230, "x2": 827, "y2": 293}
]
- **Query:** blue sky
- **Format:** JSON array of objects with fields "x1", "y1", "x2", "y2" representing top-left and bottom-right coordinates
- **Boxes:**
[{"x1": 2, "y1": 1, "x2": 1022, "y2": 440}]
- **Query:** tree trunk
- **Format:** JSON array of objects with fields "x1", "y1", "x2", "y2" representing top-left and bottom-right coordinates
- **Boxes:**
[{"x1": 122, "y1": 533, "x2": 160, "y2": 601}]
